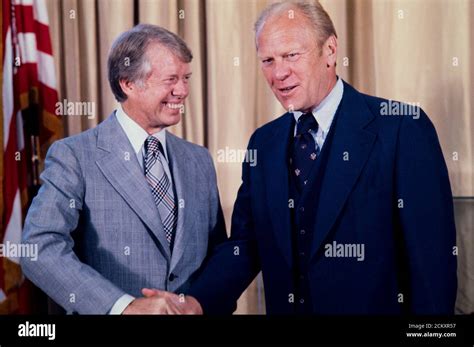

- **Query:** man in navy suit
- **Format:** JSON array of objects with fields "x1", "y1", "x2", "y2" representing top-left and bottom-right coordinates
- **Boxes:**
[{"x1": 150, "y1": 0, "x2": 457, "y2": 314}]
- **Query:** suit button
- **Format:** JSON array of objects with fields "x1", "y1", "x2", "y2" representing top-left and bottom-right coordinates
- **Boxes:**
[
  {"x1": 299, "y1": 299, "x2": 305, "y2": 304},
  {"x1": 300, "y1": 230, "x2": 306, "y2": 235},
  {"x1": 168, "y1": 273, "x2": 177, "y2": 282},
  {"x1": 300, "y1": 275, "x2": 305, "y2": 280},
  {"x1": 299, "y1": 252, "x2": 305, "y2": 257}
]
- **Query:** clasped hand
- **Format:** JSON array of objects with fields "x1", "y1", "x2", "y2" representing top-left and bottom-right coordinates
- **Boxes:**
[{"x1": 122, "y1": 288, "x2": 203, "y2": 315}]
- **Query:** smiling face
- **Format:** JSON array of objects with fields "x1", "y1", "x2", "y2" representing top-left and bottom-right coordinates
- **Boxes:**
[
  {"x1": 257, "y1": 11, "x2": 337, "y2": 112},
  {"x1": 120, "y1": 42, "x2": 191, "y2": 134}
]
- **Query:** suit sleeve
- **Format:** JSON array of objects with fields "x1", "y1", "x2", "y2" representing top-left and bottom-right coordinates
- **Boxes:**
[
  {"x1": 20, "y1": 140, "x2": 127, "y2": 314},
  {"x1": 204, "y1": 149, "x2": 228, "y2": 253},
  {"x1": 186, "y1": 133, "x2": 262, "y2": 314},
  {"x1": 395, "y1": 110, "x2": 457, "y2": 314}
]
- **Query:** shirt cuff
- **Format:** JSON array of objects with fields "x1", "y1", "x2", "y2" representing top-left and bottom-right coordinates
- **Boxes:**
[{"x1": 108, "y1": 294, "x2": 135, "y2": 314}]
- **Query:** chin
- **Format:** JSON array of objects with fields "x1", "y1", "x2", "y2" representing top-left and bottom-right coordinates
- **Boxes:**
[{"x1": 165, "y1": 114, "x2": 182, "y2": 126}]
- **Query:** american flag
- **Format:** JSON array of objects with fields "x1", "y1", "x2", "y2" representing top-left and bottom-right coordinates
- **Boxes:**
[{"x1": 1, "y1": 0, "x2": 62, "y2": 313}]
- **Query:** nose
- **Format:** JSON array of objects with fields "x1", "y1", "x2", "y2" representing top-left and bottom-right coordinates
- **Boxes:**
[
  {"x1": 171, "y1": 79, "x2": 189, "y2": 99},
  {"x1": 273, "y1": 60, "x2": 291, "y2": 81}
]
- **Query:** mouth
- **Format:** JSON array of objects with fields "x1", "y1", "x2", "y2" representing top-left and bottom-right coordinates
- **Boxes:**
[
  {"x1": 162, "y1": 102, "x2": 184, "y2": 110},
  {"x1": 277, "y1": 85, "x2": 298, "y2": 96}
]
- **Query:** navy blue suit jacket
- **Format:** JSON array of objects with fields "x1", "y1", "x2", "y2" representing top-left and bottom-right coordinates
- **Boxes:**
[{"x1": 188, "y1": 81, "x2": 457, "y2": 314}]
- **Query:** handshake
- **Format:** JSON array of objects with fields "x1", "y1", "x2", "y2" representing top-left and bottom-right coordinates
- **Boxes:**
[{"x1": 122, "y1": 288, "x2": 203, "y2": 315}]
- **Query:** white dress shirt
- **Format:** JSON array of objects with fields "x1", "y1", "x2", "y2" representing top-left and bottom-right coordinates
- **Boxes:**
[
  {"x1": 115, "y1": 104, "x2": 172, "y2": 178},
  {"x1": 292, "y1": 77, "x2": 344, "y2": 151},
  {"x1": 108, "y1": 104, "x2": 173, "y2": 314}
]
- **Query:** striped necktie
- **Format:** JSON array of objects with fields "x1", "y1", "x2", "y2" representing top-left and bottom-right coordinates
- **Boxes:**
[{"x1": 144, "y1": 136, "x2": 177, "y2": 245}]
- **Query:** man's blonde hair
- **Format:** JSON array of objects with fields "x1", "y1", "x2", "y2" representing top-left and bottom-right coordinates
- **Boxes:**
[{"x1": 254, "y1": 0, "x2": 337, "y2": 50}]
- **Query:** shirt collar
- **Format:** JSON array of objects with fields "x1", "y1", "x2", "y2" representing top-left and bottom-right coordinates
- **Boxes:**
[
  {"x1": 115, "y1": 103, "x2": 168, "y2": 161},
  {"x1": 292, "y1": 77, "x2": 344, "y2": 134}
]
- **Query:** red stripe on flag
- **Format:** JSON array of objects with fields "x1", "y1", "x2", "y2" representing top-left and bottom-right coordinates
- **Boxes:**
[
  {"x1": 14, "y1": 62, "x2": 39, "y2": 100},
  {"x1": 39, "y1": 82, "x2": 59, "y2": 116},
  {"x1": 13, "y1": 4, "x2": 35, "y2": 34},
  {"x1": 2, "y1": 0, "x2": 11, "y2": 56},
  {"x1": 12, "y1": 4, "x2": 53, "y2": 55},
  {"x1": 35, "y1": 21, "x2": 53, "y2": 55}
]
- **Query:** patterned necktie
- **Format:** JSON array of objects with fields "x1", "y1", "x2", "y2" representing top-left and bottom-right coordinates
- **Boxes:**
[
  {"x1": 144, "y1": 136, "x2": 177, "y2": 245},
  {"x1": 291, "y1": 112, "x2": 320, "y2": 191}
]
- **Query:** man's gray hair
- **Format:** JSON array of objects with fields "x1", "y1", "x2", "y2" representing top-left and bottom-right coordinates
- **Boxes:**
[
  {"x1": 108, "y1": 24, "x2": 193, "y2": 102},
  {"x1": 254, "y1": 0, "x2": 337, "y2": 50}
]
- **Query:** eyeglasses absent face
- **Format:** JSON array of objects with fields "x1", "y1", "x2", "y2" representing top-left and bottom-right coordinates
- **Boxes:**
[
  {"x1": 121, "y1": 42, "x2": 192, "y2": 132},
  {"x1": 257, "y1": 13, "x2": 335, "y2": 113}
]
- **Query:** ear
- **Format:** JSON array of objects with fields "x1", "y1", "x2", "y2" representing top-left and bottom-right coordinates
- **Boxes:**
[
  {"x1": 324, "y1": 35, "x2": 338, "y2": 68},
  {"x1": 119, "y1": 79, "x2": 135, "y2": 98}
]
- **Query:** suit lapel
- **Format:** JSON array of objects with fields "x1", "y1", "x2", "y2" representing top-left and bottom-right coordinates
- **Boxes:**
[
  {"x1": 95, "y1": 113, "x2": 171, "y2": 260},
  {"x1": 167, "y1": 132, "x2": 198, "y2": 273},
  {"x1": 310, "y1": 82, "x2": 377, "y2": 260},
  {"x1": 262, "y1": 113, "x2": 295, "y2": 268}
]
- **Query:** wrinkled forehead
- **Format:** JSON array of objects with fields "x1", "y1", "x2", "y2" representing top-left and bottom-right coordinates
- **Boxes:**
[
  {"x1": 145, "y1": 43, "x2": 191, "y2": 72},
  {"x1": 256, "y1": 15, "x2": 317, "y2": 53}
]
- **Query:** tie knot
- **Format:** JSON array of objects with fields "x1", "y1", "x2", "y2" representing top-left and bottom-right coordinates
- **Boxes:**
[
  {"x1": 145, "y1": 136, "x2": 164, "y2": 157},
  {"x1": 296, "y1": 112, "x2": 318, "y2": 136}
]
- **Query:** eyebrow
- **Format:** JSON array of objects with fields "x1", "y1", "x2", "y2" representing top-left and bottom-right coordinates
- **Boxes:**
[
  {"x1": 258, "y1": 49, "x2": 301, "y2": 60},
  {"x1": 163, "y1": 72, "x2": 192, "y2": 78}
]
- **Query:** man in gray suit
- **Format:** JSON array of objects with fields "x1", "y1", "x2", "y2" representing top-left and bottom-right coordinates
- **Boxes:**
[{"x1": 20, "y1": 24, "x2": 226, "y2": 314}]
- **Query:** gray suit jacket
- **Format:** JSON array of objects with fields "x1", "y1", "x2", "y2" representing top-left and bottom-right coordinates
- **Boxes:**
[{"x1": 21, "y1": 112, "x2": 227, "y2": 314}]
